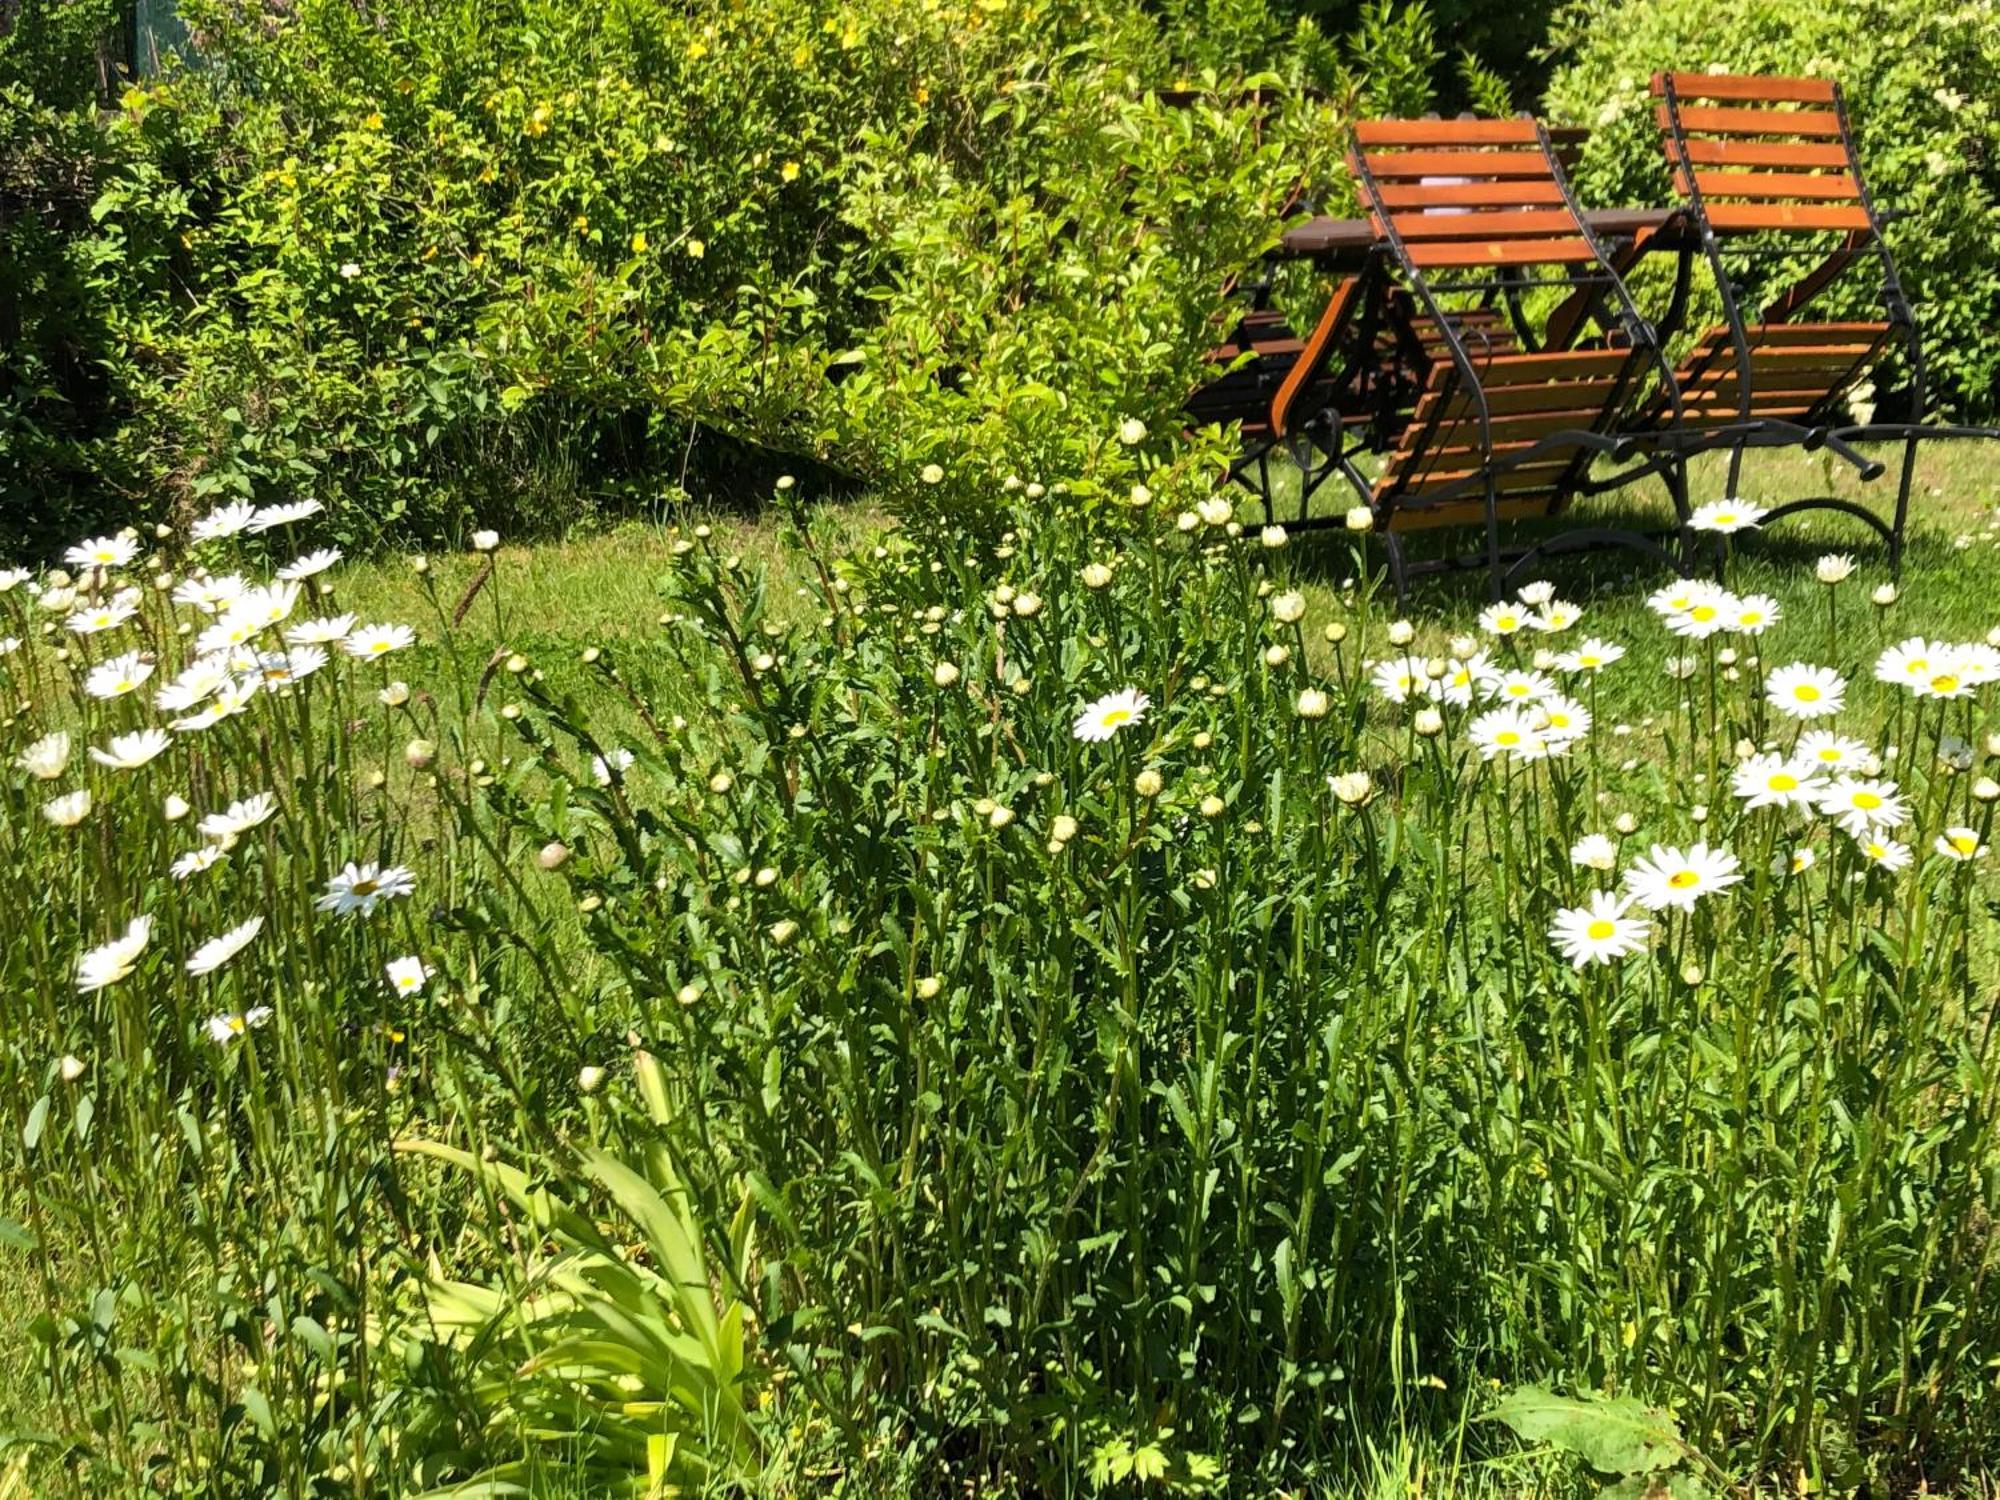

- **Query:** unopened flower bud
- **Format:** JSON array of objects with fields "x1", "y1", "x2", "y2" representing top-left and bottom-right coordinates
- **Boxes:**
[
  {"x1": 405, "y1": 738, "x2": 435, "y2": 768},
  {"x1": 578, "y1": 1065, "x2": 606, "y2": 1093},
  {"x1": 58, "y1": 1054, "x2": 85, "y2": 1083},
  {"x1": 1413, "y1": 707, "x2": 1443, "y2": 736},
  {"x1": 1133, "y1": 768, "x2": 1164, "y2": 798},
  {"x1": 538, "y1": 841, "x2": 571, "y2": 870}
]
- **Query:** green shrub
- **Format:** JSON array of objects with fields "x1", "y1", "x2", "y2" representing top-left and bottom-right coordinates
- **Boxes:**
[
  {"x1": 0, "y1": 0, "x2": 1498, "y2": 552},
  {"x1": 1544, "y1": 0, "x2": 2000, "y2": 420}
]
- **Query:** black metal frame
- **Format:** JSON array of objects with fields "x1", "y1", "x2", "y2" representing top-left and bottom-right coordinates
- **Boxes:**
[
  {"x1": 1652, "y1": 73, "x2": 2000, "y2": 569},
  {"x1": 1337, "y1": 120, "x2": 1694, "y2": 601}
]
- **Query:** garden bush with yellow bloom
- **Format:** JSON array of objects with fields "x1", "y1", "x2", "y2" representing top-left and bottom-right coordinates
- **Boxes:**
[{"x1": 7, "y1": 450, "x2": 1999, "y2": 1495}]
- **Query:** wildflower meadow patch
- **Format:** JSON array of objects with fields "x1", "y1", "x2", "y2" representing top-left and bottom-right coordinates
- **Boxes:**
[{"x1": 2, "y1": 478, "x2": 2000, "y2": 1495}]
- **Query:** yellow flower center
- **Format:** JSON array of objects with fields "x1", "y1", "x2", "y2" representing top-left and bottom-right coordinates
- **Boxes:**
[
  {"x1": 352, "y1": 879, "x2": 379, "y2": 897},
  {"x1": 1668, "y1": 870, "x2": 1700, "y2": 889},
  {"x1": 1950, "y1": 834, "x2": 1977, "y2": 854},
  {"x1": 1586, "y1": 919, "x2": 1616, "y2": 941},
  {"x1": 1853, "y1": 792, "x2": 1882, "y2": 810},
  {"x1": 1793, "y1": 684, "x2": 1821, "y2": 701},
  {"x1": 1496, "y1": 730, "x2": 1519, "y2": 747},
  {"x1": 1101, "y1": 709, "x2": 1130, "y2": 727},
  {"x1": 1817, "y1": 748, "x2": 1841, "y2": 762},
  {"x1": 1690, "y1": 605, "x2": 1717, "y2": 622},
  {"x1": 1770, "y1": 773, "x2": 1797, "y2": 791},
  {"x1": 1931, "y1": 674, "x2": 1960, "y2": 693}
]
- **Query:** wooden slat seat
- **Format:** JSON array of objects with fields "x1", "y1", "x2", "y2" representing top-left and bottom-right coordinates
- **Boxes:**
[
  {"x1": 1332, "y1": 117, "x2": 1678, "y2": 591},
  {"x1": 1658, "y1": 320, "x2": 1890, "y2": 430}
]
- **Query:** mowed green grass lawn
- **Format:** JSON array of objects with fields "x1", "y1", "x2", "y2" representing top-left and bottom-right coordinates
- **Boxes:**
[{"x1": 334, "y1": 441, "x2": 2000, "y2": 720}]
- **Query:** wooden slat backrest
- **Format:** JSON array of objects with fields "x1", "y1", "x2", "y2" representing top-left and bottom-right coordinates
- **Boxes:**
[
  {"x1": 1352, "y1": 119, "x2": 1598, "y2": 270},
  {"x1": 1651, "y1": 73, "x2": 1872, "y2": 236}
]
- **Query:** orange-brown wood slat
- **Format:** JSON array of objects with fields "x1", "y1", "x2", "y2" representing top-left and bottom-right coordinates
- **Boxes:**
[
  {"x1": 1390, "y1": 208, "x2": 1583, "y2": 240},
  {"x1": 1741, "y1": 320, "x2": 1889, "y2": 344},
  {"x1": 1667, "y1": 139, "x2": 1850, "y2": 170},
  {"x1": 1359, "y1": 149, "x2": 1554, "y2": 179},
  {"x1": 1683, "y1": 169, "x2": 1861, "y2": 201},
  {"x1": 1703, "y1": 202, "x2": 1872, "y2": 233},
  {"x1": 1355, "y1": 119, "x2": 1541, "y2": 146},
  {"x1": 1420, "y1": 381, "x2": 1618, "y2": 419},
  {"x1": 1373, "y1": 180, "x2": 1568, "y2": 209},
  {"x1": 1402, "y1": 236, "x2": 1597, "y2": 268},
  {"x1": 1381, "y1": 496, "x2": 1555, "y2": 533},
  {"x1": 1661, "y1": 104, "x2": 1843, "y2": 138},
  {"x1": 1414, "y1": 410, "x2": 1619, "y2": 451},
  {"x1": 1473, "y1": 350, "x2": 1637, "y2": 385},
  {"x1": 1653, "y1": 73, "x2": 1836, "y2": 105}
]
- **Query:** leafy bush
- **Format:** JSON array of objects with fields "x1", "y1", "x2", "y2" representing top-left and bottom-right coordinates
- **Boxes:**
[
  {"x1": 1544, "y1": 0, "x2": 2000, "y2": 420},
  {"x1": 0, "y1": 0, "x2": 1507, "y2": 552}
]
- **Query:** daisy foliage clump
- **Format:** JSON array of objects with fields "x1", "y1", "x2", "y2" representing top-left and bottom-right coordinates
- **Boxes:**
[{"x1": 6, "y1": 480, "x2": 2000, "y2": 1496}]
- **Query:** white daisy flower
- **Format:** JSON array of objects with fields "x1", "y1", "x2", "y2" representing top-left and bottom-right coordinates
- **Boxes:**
[
  {"x1": 1481, "y1": 668, "x2": 1556, "y2": 705},
  {"x1": 1569, "y1": 832, "x2": 1617, "y2": 871},
  {"x1": 1646, "y1": 580, "x2": 1723, "y2": 618},
  {"x1": 1854, "y1": 836, "x2": 1912, "y2": 872},
  {"x1": 386, "y1": 955, "x2": 430, "y2": 995},
  {"x1": 1071, "y1": 688, "x2": 1150, "y2": 742},
  {"x1": 1814, "y1": 554, "x2": 1854, "y2": 584},
  {"x1": 190, "y1": 501, "x2": 258, "y2": 542},
  {"x1": 77, "y1": 914, "x2": 153, "y2": 993},
  {"x1": 1726, "y1": 594, "x2": 1781, "y2": 635},
  {"x1": 1554, "y1": 638, "x2": 1624, "y2": 674},
  {"x1": 1764, "y1": 663, "x2": 1846, "y2": 720},
  {"x1": 1688, "y1": 499, "x2": 1769, "y2": 533},
  {"x1": 1370, "y1": 655, "x2": 1434, "y2": 706},
  {"x1": 1529, "y1": 600, "x2": 1582, "y2": 633},
  {"x1": 64, "y1": 534, "x2": 139, "y2": 569},
  {"x1": 1515, "y1": 581, "x2": 1557, "y2": 607},
  {"x1": 43, "y1": 789, "x2": 93, "y2": 827},
  {"x1": 1533, "y1": 695, "x2": 1592, "y2": 742},
  {"x1": 1466, "y1": 704, "x2": 1548, "y2": 762},
  {"x1": 0, "y1": 637, "x2": 18, "y2": 655},
  {"x1": 261, "y1": 644, "x2": 329, "y2": 685},
  {"x1": 1818, "y1": 777, "x2": 1908, "y2": 836},
  {"x1": 172, "y1": 573, "x2": 247, "y2": 613},
  {"x1": 1913, "y1": 651, "x2": 1975, "y2": 700},
  {"x1": 248, "y1": 498, "x2": 324, "y2": 532},
  {"x1": 37, "y1": 585, "x2": 76, "y2": 613},
  {"x1": 169, "y1": 676, "x2": 260, "y2": 733},
  {"x1": 276, "y1": 547, "x2": 342, "y2": 582},
  {"x1": 315, "y1": 861, "x2": 417, "y2": 917},
  {"x1": 195, "y1": 614, "x2": 261, "y2": 657},
  {"x1": 285, "y1": 613, "x2": 357, "y2": 646},
  {"x1": 1776, "y1": 846, "x2": 1817, "y2": 876},
  {"x1": 84, "y1": 650, "x2": 155, "y2": 699},
  {"x1": 1438, "y1": 652, "x2": 1490, "y2": 707},
  {"x1": 231, "y1": 581, "x2": 301, "y2": 631},
  {"x1": 67, "y1": 598, "x2": 138, "y2": 635},
  {"x1": 1935, "y1": 826, "x2": 1987, "y2": 860},
  {"x1": 204, "y1": 1005, "x2": 274, "y2": 1044},
  {"x1": 1730, "y1": 753, "x2": 1823, "y2": 811},
  {"x1": 1623, "y1": 842, "x2": 1743, "y2": 911},
  {"x1": 0, "y1": 566, "x2": 29, "y2": 591},
  {"x1": 16, "y1": 731, "x2": 71, "y2": 780},
  {"x1": 1954, "y1": 642, "x2": 2000, "y2": 686},
  {"x1": 186, "y1": 916, "x2": 264, "y2": 976},
  {"x1": 90, "y1": 728, "x2": 173, "y2": 771},
  {"x1": 1477, "y1": 602, "x2": 1528, "y2": 636},
  {"x1": 1662, "y1": 591, "x2": 1738, "y2": 640},
  {"x1": 198, "y1": 792, "x2": 277, "y2": 843},
  {"x1": 1874, "y1": 637, "x2": 1943, "y2": 691},
  {"x1": 1795, "y1": 730, "x2": 1871, "y2": 771},
  {"x1": 343, "y1": 622, "x2": 417, "y2": 660},
  {"x1": 1548, "y1": 890, "x2": 1651, "y2": 968},
  {"x1": 154, "y1": 656, "x2": 230, "y2": 712},
  {"x1": 172, "y1": 846, "x2": 229, "y2": 880},
  {"x1": 592, "y1": 747, "x2": 637, "y2": 785}
]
